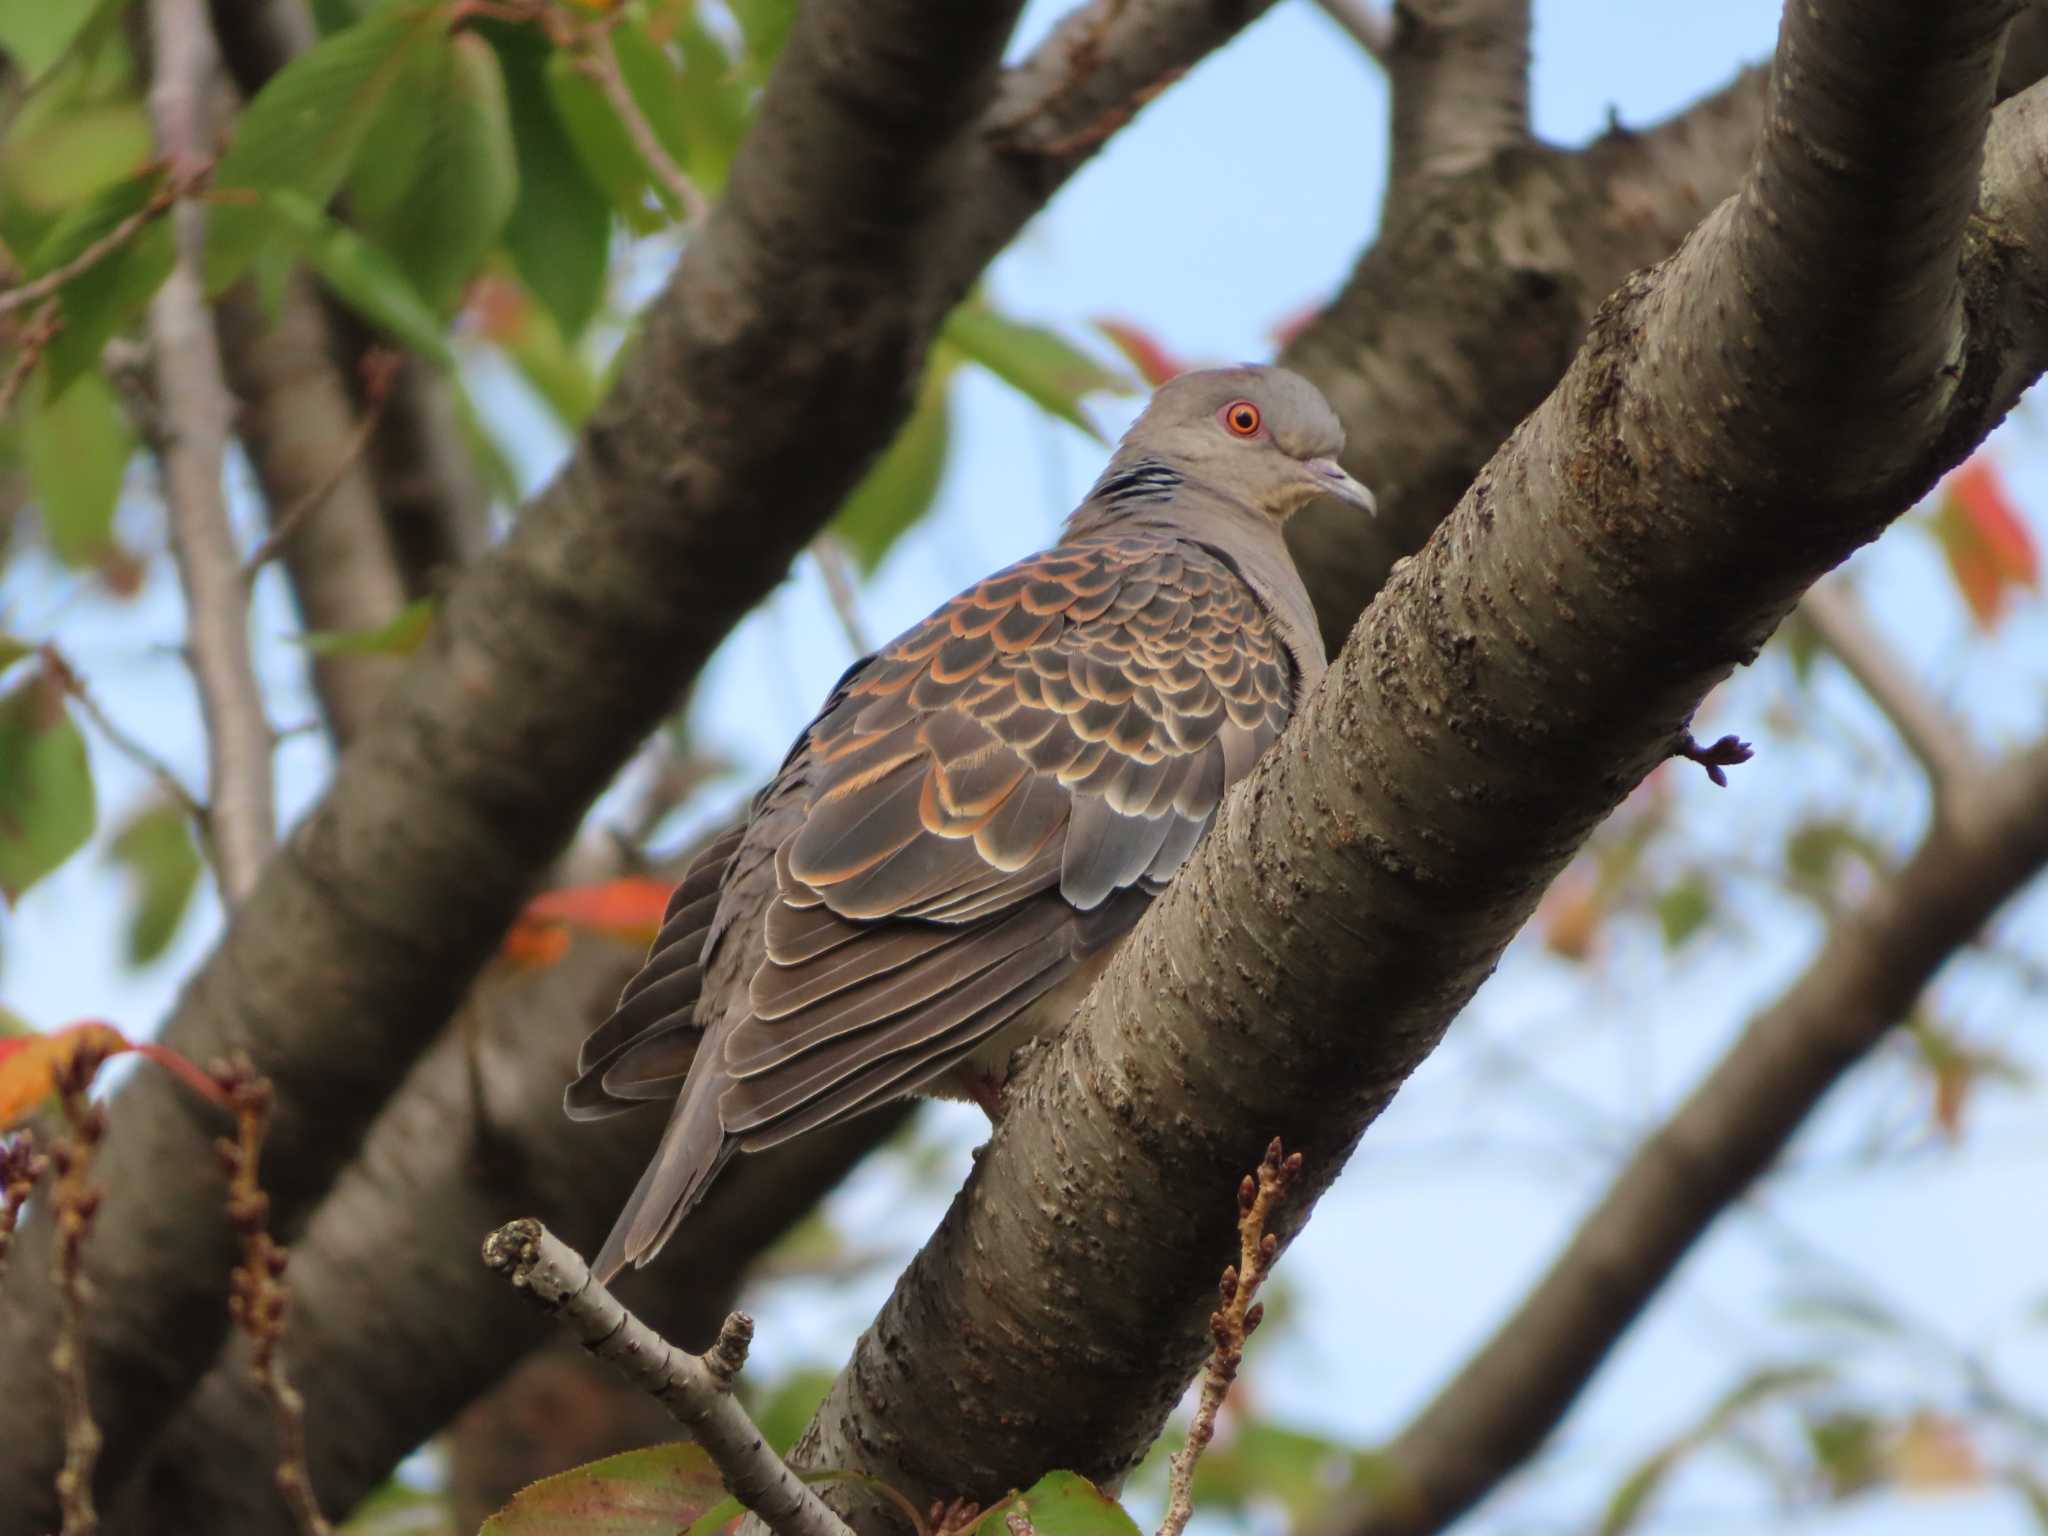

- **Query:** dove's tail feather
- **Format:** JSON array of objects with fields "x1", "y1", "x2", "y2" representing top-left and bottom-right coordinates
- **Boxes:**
[{"x1": 590, "y1": 1078, "x2": 734, "y2": 1281}]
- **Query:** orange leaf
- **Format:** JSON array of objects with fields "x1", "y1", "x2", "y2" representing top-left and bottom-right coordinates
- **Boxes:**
[
  {"x1": 1093, "y1": 319, "x2": 1185, "y2": 388},
  {"x1": 503, "y1": 876, "x2": 672, "y2": 968},
  {"x1": 1935, "y1": 456, "x2": 2038, "y2": 629},
  {"x1": 1538, "y1": 867, "x2": 1602, "y2": 962},
  {"x1": 0, "y1": 1021, "x2": 129, "y2": 1126},
  {"x1": 1889, "y1": 1412, "x2": 1981, "y2": 1490}
]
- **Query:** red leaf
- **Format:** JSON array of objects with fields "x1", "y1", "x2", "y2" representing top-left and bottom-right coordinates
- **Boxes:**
[
  {"x1": 1268, "y1": 302, "x2": 1325, "y2": 349},
  {"x1": 1093, "y1": 318, "x2": 1185, "y2": 388},
  {"x1": 503, "y1": 876, "x2": 672, "y2": 969},
  {"x1": 1935, "y1": 456, "x2": 2038, "y2": 629}
]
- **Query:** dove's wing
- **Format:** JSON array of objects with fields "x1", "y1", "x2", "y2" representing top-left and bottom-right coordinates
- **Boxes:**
[{"x1": 573, "y1": 530, "x2": 1298, "y2": 1274}]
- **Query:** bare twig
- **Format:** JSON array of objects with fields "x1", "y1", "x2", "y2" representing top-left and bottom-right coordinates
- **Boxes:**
[
  {"x1": 0, "y1": 174, "x2": 187, "y2": 319},
  {"x1": 1314, "y1": 0, "x2": 1393, "y2": 61},
  {"x1": 213, "y1": 1055, "x2": 330, "y2": 1536},
  {"x1": 535, "y1": 8, "x2": 709, "y2": 223},
  {"x1": 146, "y1": 0, "x2": 275, "y2": 902},
  {"x1": 51, "y1": 1043, "x2": 114, "y2": 1536},
  {"x1": 242, "y1": 348, "x2": 403, "y2": 584},
  {"x1": 1159, "y1": 1139, "x2": 1302, "y2": 1536},
  {"x1": 811, "y1": 534, "x2": 874, "y2": 656},
  {"x1": 40, "y1": 647, "x2": 208, "y2": 828},
  {"x1": 0, "y1": 300, "x2": 63, "y2": 418},
  {"x1": 1799, "y1": 581, "x2": 1981, "y2": 796},
  {"x1": 0, "y1": 1131, "x2": 50, "y2": 1285},
  {"x1": 482, "y1": 1219, "x2": 857, "y2": 1536}
]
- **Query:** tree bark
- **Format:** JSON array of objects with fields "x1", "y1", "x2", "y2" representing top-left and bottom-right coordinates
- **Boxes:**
[
  {"x1": 0, "y1": 4, "x2": 1281, "y2": 1526},
  {"x1": 783, "y1": 6, "x2": 2046, "y2": 1522}
]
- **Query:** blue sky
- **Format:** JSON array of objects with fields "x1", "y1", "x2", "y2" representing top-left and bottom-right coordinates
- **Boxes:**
[{"x1": 7, "y1": 2, "x2": 2047, "y2": 1531}]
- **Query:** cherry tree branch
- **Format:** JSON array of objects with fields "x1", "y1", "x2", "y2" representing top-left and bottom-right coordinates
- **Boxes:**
[
  {"x1": 1382, "y1": 0, "x2": 1533, "y2": 221},
  {"x1": 1312, "y1": 0, "x2": 1392, "y2": 64},
  {"x1": 782, "y1": 4, "x2": 2045, "y2": 1520},
  {"x1": 485, "y1": 1220, "x2": 855, "y2": 1536},
  {"x1": 1798, "y1": 581, "x2": 1982, "y2": 793},
  {"x1": 145, "y1": 0, "x2": 274, "y2": 902},
  {"x1": 1326, "y1": 728, "x2": 2048, "y2": 1536}
]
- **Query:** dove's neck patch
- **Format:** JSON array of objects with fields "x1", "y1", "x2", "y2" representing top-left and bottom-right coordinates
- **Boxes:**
[{"x1": 1085, "y1": 457, "x2": 1185, "y2": 511}]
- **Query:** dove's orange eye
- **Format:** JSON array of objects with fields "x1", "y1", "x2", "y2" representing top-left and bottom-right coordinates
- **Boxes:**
[{"x1": 1222, "y1": 400, "x2": 1262, "y2": 437}]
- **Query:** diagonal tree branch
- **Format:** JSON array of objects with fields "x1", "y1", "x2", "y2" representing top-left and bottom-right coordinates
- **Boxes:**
[
  {"x1": 1382, "y1": 0, "x2": 1533, "y2": 223},
  {"x1": 0, "y1": 3, "x2": 1283, "y2": 1525},
  {"x1": 781, "y1": 3, "x2": 2044, "y2": 1520},
  {"x1": 1326, "y1": 728, "x2": 2048, "y2": 1536},
  {"x1": 145, "y1": 0, "x2": 276, "y2": 902}
]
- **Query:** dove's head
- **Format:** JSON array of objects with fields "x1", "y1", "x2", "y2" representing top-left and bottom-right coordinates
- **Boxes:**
[{"x1": 1117, "y1": 365, "x2": 1375, "y2": 521}]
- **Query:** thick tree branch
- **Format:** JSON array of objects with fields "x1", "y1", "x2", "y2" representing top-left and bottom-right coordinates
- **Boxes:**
[
  {"x1": 145, "y1": 0, "x2": 275, "y2": 903},
  {"x1": 1313, "y1": 0, "x2": 1392, "y2": 64},
  {"x1": 486, "y1": 1222, "x2": 856, "y2": 1536},
  {"x1": 784, "y1": 5, "x2": 2041, "y2": 1520},
  {"x1": 1282, "y1": 63, "x2": 1773, "y2": 647},
  {"x1": 1328, "y1": 731, "x2": 2048, "y2": 1536},
  {"x1": 1382, "y1": 0, "x2": 1532, "y2": 222},
  {"x1": 216, "y1": 280, "x2": 412, "y2": 744},
  {"x1": 0, "y1": 3, "x2": 1287, "y2": 1523}
]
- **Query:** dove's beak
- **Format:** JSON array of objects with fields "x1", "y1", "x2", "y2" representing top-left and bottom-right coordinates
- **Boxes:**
[{"x1": 1303, "y1": 457, "x2": 1376, "y2": 515}]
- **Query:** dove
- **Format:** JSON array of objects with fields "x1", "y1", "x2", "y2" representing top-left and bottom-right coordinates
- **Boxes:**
[{"x1": 569, "y1": 365, "x2": 1373, "y2": 1278}]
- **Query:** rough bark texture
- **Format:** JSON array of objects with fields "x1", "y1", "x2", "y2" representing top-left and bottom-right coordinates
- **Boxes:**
[
  {"x1": 1323, "y1": 738, "x2": 2048, "y2": 1536},
  {"x1": 783, "y1": 7, "x2": 2046, "y2": 1521},
  {"x1": 217, "y1": 279, "x2": 411, "y2": 742},
  {"x1": 0, "y1": 4, "x2": 1280, "y2": 1524},
  {"x1": 1382, "y1": 0, "x2": 1531, "y2": 223},
  {"x1": 1283, "y1": 63, "x2": 1771, "y2": 647},
  {"x1": 105, "y1": 925, "x2": 907, "y2": 1533}
]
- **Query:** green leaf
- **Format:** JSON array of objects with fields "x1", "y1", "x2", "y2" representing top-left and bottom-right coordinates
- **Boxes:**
[
  {"x1": 0, "y1": 0, "x2": 102, "y2": 77},
  {"x1": 1784, "y1": 819, "x2": 1887, "y2": 904},
  {"x1": 479, "y1": 1441, "x2": 727, "y2": 1535},
  {"x1": 500, "y1": 287, "x2": 603, "y2": 427},
  {"x1": 261, "y1": 191, "x2": 453, "y2": 365},
  {"x1": 728, "y1": 0, "x2": 796, "y2": 85},
  {"x1": 832, "y1": 369, "x2": 951, "y2": 574},
  {"x1": 296, "y1": 595, "x2": 436, "y2": 657},
  {"x1": 20, "y1": 367, "x2": 131, "y2": 566},
  {"x1": 0, "y1": 98, "x2": 152, "y2": 214},
  {"x1": 943, "y1": 303, "x2": 1132, "y2": 439},
  {"x1": 0, "y1": 638, "x2": 35, "y2": 675},
  {"x1": 106, "y1": 800, "x2": 201, "y2": 966},
  {"x1": 1804, "y1": 1411, "x2": 1883, "y2": 1500},
  {"x1": 546, "y1": 49, "x2": 662, "y2": 233},
  {"x1": 0, "y1": 668, "x2": 95, "y2": 902},
  {"x1": 348, "y1": 31, "x2": 519, "y2": 313},
  {"x1": 670, "y1": 20, "x2": 748, "y2": 195},
  {"x1": 495, "y1": 30, "x2": 611, "y2": 339},
  {"x1": 1654, "y1": 873, "x2": 1714, "y2": 950},
  {"x1": 205, "y1": 1, "x2": 448, "y2": 292},
  {"x1": 338, "y1": 1475, "x2": 458, "y2": 1535},
  {"x1": 27, "y1": 166, "x2": 175, "y2": 397},
  {"x1": 976, "y1": 1472, "x2": 1140, "y2": 1536},
  {"x1": 610, "y1": 24, "x2": 688, "y2": 190}
]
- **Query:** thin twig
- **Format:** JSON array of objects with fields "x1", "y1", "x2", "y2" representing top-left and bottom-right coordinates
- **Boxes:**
[
  {"x1": 1314, "y1": 0, "x2": 1394, "y2": 62},
  {"x1": 50, "y1": 1043, "x2": 114, "y2": 1536},
  {"x1": 214, "y1": 1054, "x2": 331, "y2": 1536},
  {"x1": 40, "y1": 646, "x2": 208, "y2": 827},
  {"x1": 0, "y1": 1131, "x2": 49, "y2": 1286},
  {"x1": 242, "y1": 348, "x2": 402, "y2": 583},
  {"x1": 0, "y1": 173, "x2": 187, "y2": 319},
  {"x1": 146, "y1": 0, "x2": 276, "y2": 902},
  {"x1": 0, "y1": 300, "x2": 63, "y2": 418},
  {"x1": 482, "y1": 1219, "x2": 858, "y2": 1536},
  {"x1": 1799, "y1": 580, "x2": 1981, "y2": 798},
  {"x1": 811, "y1": 534, "x2": 874, "y2": 656},
  {"x1": 1158, "y1": 1139, "x2": 1303, "y2": 1536},
  {"x1": 562, "y1": 20, "x2": 708, "y2": 223}
]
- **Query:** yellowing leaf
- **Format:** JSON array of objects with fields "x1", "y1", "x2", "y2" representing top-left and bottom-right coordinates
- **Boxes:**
[
  {"x1": 480, "y1": 1440, "x2": 727, "y2": 1534},
  {"x1": 1889, "y1": 1412, "x2": 1981, "y2": 1491},
  {"x1": 296, "y1": 595, "x2": 436, "y2": 657}
]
